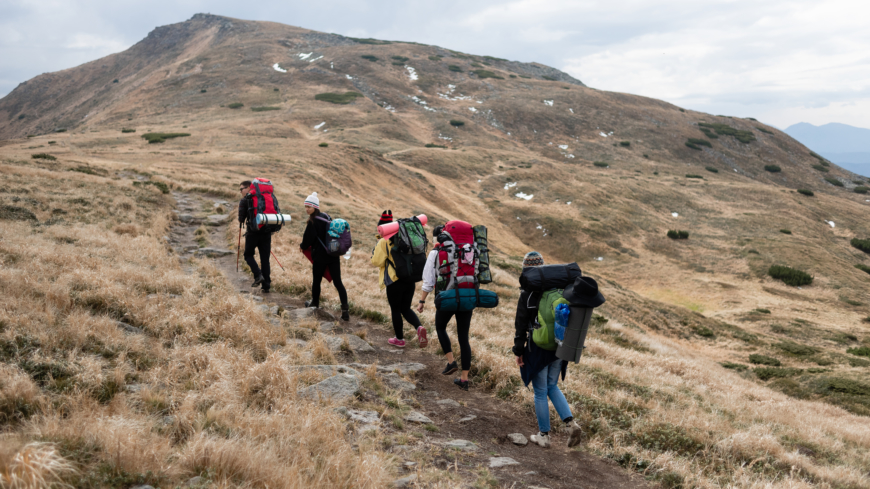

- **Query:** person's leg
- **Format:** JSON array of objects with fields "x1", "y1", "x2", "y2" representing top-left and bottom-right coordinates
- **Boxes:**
[
  {"x1": 531, "y1": 366, "x2": 552, "y2": 434},
  {"x1": 399, "y1": 282, "x2": 421, "y2": 327},
  {"x1": 258, "y1": 233, "x2": 271, "y2": 290},
  {"x1": 435, "y1": 309, "x2": 456, "y2": 365},
  {"x1": 455, "y1": 311, "x2": 473, "y2": 381},
  {"x1": 327, "y1": 261, "x2": 349, "y2": 307},
  {"x1": 545, "y1": 360, "x2": 573, "y2": 422},
  {"x1": 243, "y1": 234, "x2": 261, "y2": 278},
  {"x1": 386, "y1": 283, "x2": 405, "y2": 340},
  {"x1": 310, "y1": 260, "x2": 326, "y2": 307}
]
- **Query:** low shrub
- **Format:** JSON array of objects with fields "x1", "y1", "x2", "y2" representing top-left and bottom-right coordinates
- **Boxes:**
[
  {"x1": 721, "y1": 362, "x2": 748, "y2": 370},
  {"x1": 700, "y1": 127, "x2": 719, "y2": 139},
  {"x1": 251, "y1": 106, "x2": 280, "y2": 112},
  {"x1": 121, "y1": 128, "x2": 136, "y2": 133},
  {"x1": 810, "y1": 152, "x2": 829, "y2": 164},
  {"x1": 319, "y1": 142, "x2": 328, "y2": 147},
  {"x1": 854, "y1": 264, "x2": 870, "y2": 274},
  {"x1": 851, "y1": 238, "x2": 870, "y2": 253},
  {"x1": 779, "y1": 229, "x2": 791, "y2": 234},
  {"x1": 200, "y1": 89, "x2": 207, "y2": 93},
  {"x1": 685, "y1": 138, "x2": 712, "y2": 150},
  {"x1": 757, "y1": 126, "x2": 774, "y2": 134},
  {"x1": 619, "y1": 141, "x2": 631, "y2": 147},
  {"x1": 768, "y1": 265, "x2": 813, "y2": 286},
  {"x1": 797, "y1": 189, "x2": 814, "y2": 196},
  {"x1": 825, "y1": 177, "x2": 844, "y2": 187},
  {"x1": 449, "y1": 120, "x2": 465, "y2": 127},
  {"x1": 755, "y1": 367, "x2": 802, "y2": 381},
  {"x1": 360, "y1": 55, "x2": 379, "y2": 62},
  {"x1": 471, "y1": 70, "x2": 504, "y2": 80},
  {"x1": 471, "y1": 62, "x2": 483, "y2": 68},
  {"x1": 633, "y1": 422, "x2": 703, "y2": 455},
  {"x1": 448, "y1": 65, "x2": 463, "y2": 72},
  {"x1": 112, "y1": 79, "x2": 118, "y2": 83},
  {"x1": 666, "y1": 230, "x2": 689, "y2": 240},
  {"x1": 141, "y1": 133, "x2": 190, "y2": 144},
  {"x1": 391, "y1": 56, "x2": 409, "y2": 62},
  {"x1": 31, "y1": 153, "x2": 56, "y2": 161},
  {"x1": 754, "y1": 308, "x2": 771, "y2": 314},
  {"x1": 685, "y1": 174, "x2": 704, "y2": 179},
  {"x1": 705, "y1": 166, "x2": 719, "y2": 173},
  {"x1": 314, "y1": 92, "x2": 364, "y2": 104},
  {"x1": 593, "y1": 162, "x2": 609, "y2": 168},
  {"x1": 854, "y1": 186, "x2": 868, "y2": 194},
  {"x1": 227, "y1": 103, "x2": 244, "y2": 109},
  {"x1": 749, "y1": 354, "x2": 781, "y2": 366},
  {"x1": 425, "y1": 143, "x2": 447, "y2": 149},
  {"x1": 542, "y1": 75, "x2": 557, "y2": 81},
  {"x1": 812, "y1": 164, "x2": 829, "y2": 172},
  {"x1": 776, "y1": 341, "x2": 817, "y2": 356},
  {"x1": 847, "y1": 347, "x2": 870, "y2": 358},
  {"x1": 429, "y1": 55, "x2": 442, "y2": 61},
  {"x1": 133, "y1": 180, "x2": 169, "y2": 194},
  {"x1": 764, "y1": 165, "x2": 781, "y2": 172},
  {"x1": 509, "y1": 74, "x2": 517, "y2": 78},
  {"x1": 698, "y1": 122, "x2": 756, "y2": 143}
]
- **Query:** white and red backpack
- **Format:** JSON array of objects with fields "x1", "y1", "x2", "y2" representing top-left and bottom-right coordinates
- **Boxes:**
[
  {"x1": 435, "y1": 220, "x2": 480, "y2": 292},
  {"x1": 247, "y1": 178, "x2": 283, "y2": 233}
]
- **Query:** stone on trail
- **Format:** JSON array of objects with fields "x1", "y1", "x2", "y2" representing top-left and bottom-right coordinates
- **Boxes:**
[
  {"x1": 269, "y1": 305, "x2": 280, "y2": 316},
  {"x1": 319, "y1": 321, "x2": 336, "y2": 333},
  {"x1": 288, "y1": 365, "x2": 363, "y2": 379},
  {"x1": 436, "y1": 399, "x2": 460, "y2": 408},
  {"x1": 299, "y1": 373, "x2": 360, "y2": 402},
  {"x1": 293, "y1": 307, "x2": 317, "y2": 319},
  {"x1": 507, "y1": 433, "x2": 529, "y2": 446},
  {"x1": 206, "y1": 214, "x2": 229, "y2": 226},
  {"x1": 348, "y1": 362, "x2": 425, "y2": 375},
  {"x1": 256, "y1": 304, "x2": 271, "y2": 316},
  {"x1": 403, "y1": 411, "x2": 432, "y2": 424},
  {"x1": 347, "y1": 409, "x2": 380, "y2": 424},
  {"x1": 382, "y1": 373, "x2": 416, "y2": 391},
  {"x1": 489, "y1": 457, "x2": 519, "y2": 468},
  {"x1": 319, "y1": 334, "x2": 344, "y2": 352},
  {"x1": 443, "y1": 439, "x2": 478, "y2": 451},
  {"x1": 177, "y1": 213, "x2": 195, "y2": 223},
  {"x1": 459, "y1": 415, "x2": 476, "y2": 423},
  {"x1": 343, "y1": 334, "x2": 375, "y2": 352},
  {"x1": 393, "y1": 475, "x2": 417, "y2": 488},
  {"x1": 194, "y1": 248, "x2": 233, "y2": 257}
]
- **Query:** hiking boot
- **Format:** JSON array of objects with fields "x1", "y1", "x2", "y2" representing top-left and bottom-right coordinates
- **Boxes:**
[
  {"x1": 441, "y1": 361, "x2": 458, "y2": 376},
  {"x1": 416, "y1": 326, "x2": 428, "y2": 348},
  {"x1": 388, "y1": 337, "x2": 406, "y2": 348},
  {"x1": 251, "y1": 275, "x2": 264, "y2": 287},
  {"x1": 566, "y1": 420, "x2": 585, "y2": 448},
  {"x1": 261, "y1": 288, "x2": 270, "y2": 294},
  {"x1": 304, "y1": 300, "x2": 317, "y2": 308},
  {"x1": 453, "y1": 378, "x2": 469, "y2": 391},
  {"x1": 340, "y1": 305, "x2": 350, "y2": 322},
  {"x1": 530, "y1": 432, "x2": 551, "y2": 448}
]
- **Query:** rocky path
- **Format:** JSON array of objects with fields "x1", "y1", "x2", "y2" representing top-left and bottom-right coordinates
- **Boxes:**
[{"x1": 168, "y1": 192, "x2": 649, "y2": 489}]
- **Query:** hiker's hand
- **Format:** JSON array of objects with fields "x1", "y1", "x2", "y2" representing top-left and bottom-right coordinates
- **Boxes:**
[
  {"x1": 516, "y1": 356, "x2": 524, "y2": 367},
  {"x1": 416, "y1": 301, "x2": 425, "y2": 313}
]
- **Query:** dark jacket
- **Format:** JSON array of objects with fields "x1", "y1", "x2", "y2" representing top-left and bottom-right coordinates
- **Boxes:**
[
  {"x1": 514, "y1": 288, "x2": 567, "y2": 387},
  {"x1": 238, "y1": 195, "x2": 250, "y2": 225},
  {"x1": 299, "y1": 212, "x2": 339, "y2": 264}
]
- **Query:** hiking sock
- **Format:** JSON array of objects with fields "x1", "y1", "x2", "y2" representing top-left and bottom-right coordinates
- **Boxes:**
[
  {"x1": 563, "y1": 417, "x2": 574, "y2": 424},
  {"x1": 541, "y1": 431, "x2": 549, "y2": 436}
]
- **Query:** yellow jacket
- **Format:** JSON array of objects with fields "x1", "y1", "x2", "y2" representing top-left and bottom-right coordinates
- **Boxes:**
[{"x1": 371, "y1": 238, "x2": 399, "y2": 289}]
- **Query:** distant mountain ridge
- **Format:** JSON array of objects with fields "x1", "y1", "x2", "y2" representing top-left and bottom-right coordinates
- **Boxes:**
[{"x1": 785, "y1": 122, "x2": 870, "y2": 176}]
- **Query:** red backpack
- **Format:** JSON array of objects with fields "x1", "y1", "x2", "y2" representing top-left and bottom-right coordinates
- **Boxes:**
[
  {"x1": 436, "y1": 220, "x2": 480, "y2": 291},
  {"x1": 247, "y1": 178, "x2": 283, "y2": 233}
]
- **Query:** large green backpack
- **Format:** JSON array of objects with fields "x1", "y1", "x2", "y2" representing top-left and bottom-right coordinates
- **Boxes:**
[{"x1": 532, "y1": 289, "x2": 570, "y2": 350}]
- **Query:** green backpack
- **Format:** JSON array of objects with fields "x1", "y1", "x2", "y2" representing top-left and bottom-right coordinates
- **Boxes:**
[{"x1": 532, "y1": 289, "x2": 570, "y2": 350}]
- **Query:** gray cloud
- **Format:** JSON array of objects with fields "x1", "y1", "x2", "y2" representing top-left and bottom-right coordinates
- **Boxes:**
[{"x1": 1, "y1": 0, "x2": 868, "y2": 129}]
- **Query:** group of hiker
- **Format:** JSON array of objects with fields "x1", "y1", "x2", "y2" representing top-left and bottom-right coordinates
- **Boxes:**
[{"x1": 236, "y1": 178, "x2": 605, "y2": 448}]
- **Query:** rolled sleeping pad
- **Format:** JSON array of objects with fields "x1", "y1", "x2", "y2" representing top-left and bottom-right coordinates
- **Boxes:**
[
  {"x1": 255, "y1": 214, "x2": 292, "y2": 225},
  {"x1": 434, "y1": 288, "x2": 499, "y2": 312},
  {"x1": 555, "y1": 305, "x2": 593, "y2": 364},
  {"x1": 377, "y1": 214, "x2": 427, "y2": 238}
]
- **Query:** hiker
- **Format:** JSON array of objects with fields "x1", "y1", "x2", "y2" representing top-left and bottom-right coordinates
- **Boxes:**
[
  {"x1": 417, "y1": 224, "x2": 473, "y2": 391},
  {"x1": 513, "y1": 251, "x2": 583, "y2": 448},
  {"x1": 371, "y1": 210, "x2": 428, "y2": 348},
  {"x1": 238, "y1": 180, "x2": 271, "y2": 293},
  {"x1": 299, "y1": 192, "x2": 350, "y2": 321}
]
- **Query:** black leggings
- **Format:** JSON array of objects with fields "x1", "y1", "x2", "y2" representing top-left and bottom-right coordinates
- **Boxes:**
[
  {"x1": 244, "y1": 232, "x2": 271, "y2": 287},
  {"x1": 311, "y1": 260, "x2": 348, "y2": 308},
  {"x1": 435, "y1": 309, "x2": 473, "y2": 371},
  {"x1": 386, "y1": 281, "x2": 421, "y2": 339}
]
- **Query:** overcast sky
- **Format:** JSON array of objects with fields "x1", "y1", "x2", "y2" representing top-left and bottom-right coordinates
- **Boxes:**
[{"x1": 2, "y1": 0, "x2": 869, "y2": 130}]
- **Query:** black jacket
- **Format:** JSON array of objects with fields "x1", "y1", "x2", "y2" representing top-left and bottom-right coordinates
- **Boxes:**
[
  {"x1": 514, "y1": 288, "x2": 567, "y2": 387},
  {"x1": 299, "y1": 212, "x2": 338, "y2": 264},
  {"x1": 238, "y1": 195, "x2": 250, "y2": 225}
]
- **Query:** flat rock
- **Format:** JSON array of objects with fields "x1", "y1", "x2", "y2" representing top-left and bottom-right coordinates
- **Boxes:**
[
  {"x1": 459, "y1": 415, "x2": 476, "y2": 423},
  {"x1": 382, "y1": 373, "x2": 416, "y2": 391},
  {"x1": 507, "y1": 433, "x2": 528, "y2": 446},
  {"x1": 251, "y1": 296, "x2": 263, "y2": 302},
  {"x1": 347, "y1": 409, "x2": 380, "y2": 424},
  {"x1": 393, "y1": 475, "x2": 417, "y2": 488},
  {"x1": 489, "y1": 457, "x2": 519, "y2": 468},
  {"x1": 443, "y1": 439, "x2": 478, "y2": 451},
  {"x1": 349, "y1": 362, "x2": 426, "y2": 376},
  {"x1": 184, "y1": 476, "x2": 205, "y2": 488},
  {"x1": 270, "y1": 306, "x2": 280, "y2": 316},
  {"x1": 343, "y1": 334, "x2": 375, "y2": 352},
  {"x1": 288, "y1": 365, "x2": 363, "y2": 379},
  {"x1": 403, "y1": 411, "x2": 432, "y2": 424},
  {"x1": 293, "y1": 307, "x2": 317, "y2": 319},
  {"x1": 116, "y1": 321, "x2": 143, "y2": 335},
  {"x1": 299, "y1": 373, "x2": 360, "y2": 402},
  {"x1": 177, "y1": 214, "x2": 196, "y2": 223},
  {"x1": 256, "y1": 304, "x2": 271, "y2": 315},
  {"x1": 195, "y1": 248, "x2": 233, "y2": 257},
  {"x1": 436, "y1": 399, "x2": 460, "y2": 408},
  {"x1": 206, "y1": 214, "x2": 229, "y2": 225},
  {"x1": 269, "y1": 318, "x2": 282, "y2": 327},
  {"x1": 319, "y1": 334, "x2": 344, "y2": 352},
  {"x1": 319, "y1": 321, "x2": 336, "y2": 333}
]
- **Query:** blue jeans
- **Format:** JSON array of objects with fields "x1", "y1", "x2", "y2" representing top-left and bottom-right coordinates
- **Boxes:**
[{"x1": 532, "y1": 359, "x2": 573, "y2": 433}]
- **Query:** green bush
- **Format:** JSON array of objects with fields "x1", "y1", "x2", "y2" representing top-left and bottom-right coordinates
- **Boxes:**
[
  {"x1": 779, "y1": 229, "x2": 791, "y2": 234},
  {"x1": 31, "y1": 153, "x2": 57, "y2": 161},
  {"x1": 227, "y1": 103, "x2": 244, "y2": 109},
  {"x1": 810, "y1": 152, "x2": 829, "y2": 165},
  {"x1": 314, "y1": 92, "x2": 364, "y2": 104},
  {"x1": 634, "y1": 423, "x2": 703, "y2": 455},
  {"x1": 133, "y1": 180, "x2": 170, "y2": 194},
  {"x1": 699, "y1": 127, "x2": 719, "y2": 139},
  {"x1": 593, "y1": 162, "x2": 609, "y2": 168},
  {"x1": 391, "y1": 56, "x2": 409, "y2": 63},
  {"x1": 448, "y1": 65, "x2": 463, "y2": 72},
  {"x1": 348, "y1": 37, "x2": 392, "y2": 45},
  {"x1": 825, "y1": 177, "x2": 844, "y2": 187},
  {"x1": 797, "y1": 189, "x2": 814, "y2": 196},
  {"x1": 768, "y1": 265, "x2": 812, "y2": 286},
  {"x1": 757, "y1": 126, "x2": 774, "y2": 134},
  {"x1": 619, "y1": 141, "x2": 631, "y2": 147},
  {"x1": 200, "y1": 89, "x2": 207, "y2": 93},
  {"x1": 542, "y1": 75, "x2": 557, "y2": 81},
  {"x1": 754, "y1": 308, "x2": 771, "y2": 314},
  {"x1": 121, "y1": 128, "x2": 136, "y2": 133},
  {"x1": 449, "y1": 120, "x2": 465, "y2": 127},
  {"x1": 360, "y1": 55, "x2": 379, "y2": 62},
  {"x1": 776, "y1": 341, "x2": 817, "y2": 356},
  {"x1": 851, "y1": 238, "x2": 870, "y2": 253},
  {"x1": 698, "y1": 122, "x2": 756, "y2": 143},
  {"x1": 721, "y1": 362, "x2": 748, "y2": 371},
  {"x1": 425, "y1": 143, "x2": 447, "y2": 149},
  {"x1": 854, "y1": 186, "x2": 868, "y2": 194},
  {"x1": 666, "y1": 230, "x2": 689, "y2": 240},
  {"x1": 471, "y1": 70, "x2": 504, "y2": 80},
  {"x1": 705, "y1": 166, "x2": 718, "y2": 173},
  {"x1": 764, "y1": 165, "x2": 781, "y2": 172},
  {"x1": 685, "y1": 174, "x2": 704, "y2": 179},
  {"x1": 318, "y1": 142, "x2": 328, "y2": 147},
  {"x1": 812, "y1": 164, "x2": 830, "y2": 172},
  {"x1": 141, "y1": 133, "x2": 190, "y2": 144},
  {"x1": 685, "y1": 138, "x2": 712, "y2": 150},
  {"x1": 428, "y1": 55, "x2": 442, "y2": 61},
  {"x1": 854, "y1": 264, "x2": 870, "y2": 274},
  {"x1": 749, "y1": 354, "x2": 781, "y2": 366},
  {"x1": 251, "y1": 106, "x2": 280, "y2": 112},
  {"x1": 847, "y1": 347, "x2": 870, "y2": 358},
  {"x1": 755, "y1": 367, "x2": 802, "y2": 381}
]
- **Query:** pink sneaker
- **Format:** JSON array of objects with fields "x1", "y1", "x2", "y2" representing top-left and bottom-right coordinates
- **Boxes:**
[
  {"x1": 388, "y1": 337, "x2": 406, "y2": 348},
  {"x1": 416, "y1": 326, "x2": 428, "y2": 348}
]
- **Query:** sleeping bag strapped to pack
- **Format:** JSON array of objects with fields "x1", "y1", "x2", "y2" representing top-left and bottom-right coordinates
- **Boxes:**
[
  {"x1": 473, "y1": 225, "x2": 492, "y2": 284},
  {"x1": 389, "y1": 217, "x2": 428, "y2": 282},
  {"x1": 434, "y1": 288, "x2": 499, "y2": 312},
  {"x1": 248, "y1": 178, "x2": 284, "y2": 233},
  {"x1": 519, "y1": 263, "x2": 582, "y2": 291},
  {"x1": 315, "y1": 214, "x2": 352, "y2": 257},
  {"x1": 519, "y1": 263, "x2": 582, "y2": 350}
]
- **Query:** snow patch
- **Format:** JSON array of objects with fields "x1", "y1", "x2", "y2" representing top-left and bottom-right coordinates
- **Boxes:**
[
  {"x1": 405, "y1": 66, "x2": 418, "y2": 81},
  {"x1": 477, "y1": 179, "x2": 482, "y2": 182},
  {"x1": 826, "y1": 220, "x2": 835, "y2": 228},
  {"x1": 558, "y1": 145, "x2": 568, "y2": 150},
  {"x1": 515, "y1": 192, "x2": 534, "y2": 200},
  {"x1": 671, "y1": 212, "x2": 679, "y2": 217},
  {"x1": 314, "y1": 122, "x2": 326, "y2": 130},
  {"x1": 308, "y1": 55, "x2": 323, "y2": 63},
  {"x1": 595, "y1": 257, "x2": 603, "y2": 261},
  {"x1": 272, "y1": 63, "x2": 287, "y2": 73},
  {"x1": 298, "y1": 52, "x2": 313, "y2": 60},
  {"x1": 599, "y1": 132, "x2": 608, "y2": 137},
  {"x1": 543, "y1": 100, "x2": 554, "y2": 106},
  {"x1": 346, "y1": 74, "x2": 353, "y2": 80},
  {"x1": 566, "y1": 154, "x2": 574, "y2": 158},
  {"x1": 567, "y1": 201, "x2": 572, "y2": 205},
  {"x1": 469, "y1": 107, "x2": 477, "y2": 113},
  {"x1": 504, "y1": 182, "x2": 517, "y2": 190},
  {"x1": 536, "y1": 224, "x2": 542, "y2": 230},
  {"x1": 569, "y1": 108, "x2": 574, "y2": 113}
]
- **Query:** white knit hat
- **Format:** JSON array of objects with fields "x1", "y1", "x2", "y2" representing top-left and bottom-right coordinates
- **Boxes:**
[{"x1": 303, "y1": 192, "x2": 320, "y2": 209}]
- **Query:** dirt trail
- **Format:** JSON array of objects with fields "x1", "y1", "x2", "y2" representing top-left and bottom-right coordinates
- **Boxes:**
[{"x1": 168, "y1": 192, "x2": 650, "y2": 489}]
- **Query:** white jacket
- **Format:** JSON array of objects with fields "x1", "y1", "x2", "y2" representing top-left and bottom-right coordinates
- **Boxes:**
[{"x1": 421, "y1": 250, "x2": 439, "y2": 293}]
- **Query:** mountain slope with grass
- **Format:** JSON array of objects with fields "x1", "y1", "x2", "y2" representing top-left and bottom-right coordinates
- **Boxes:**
[{"x1": 2, "y1": 13, "x2": 870, "y2": 489}]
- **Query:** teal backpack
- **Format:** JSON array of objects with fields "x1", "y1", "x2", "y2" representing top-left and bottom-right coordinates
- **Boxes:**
[{"x1": 532, "y1": 289, "x2": 570, "y2": 350}]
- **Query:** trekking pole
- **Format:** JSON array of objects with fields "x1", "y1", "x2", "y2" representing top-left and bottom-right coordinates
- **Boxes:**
[
  {"x1": 271, "y1": 251, "x2": 285, "y2": 271},
  {"x1": 236, "y1": 224, "x2": 242, "y2": 272}
]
